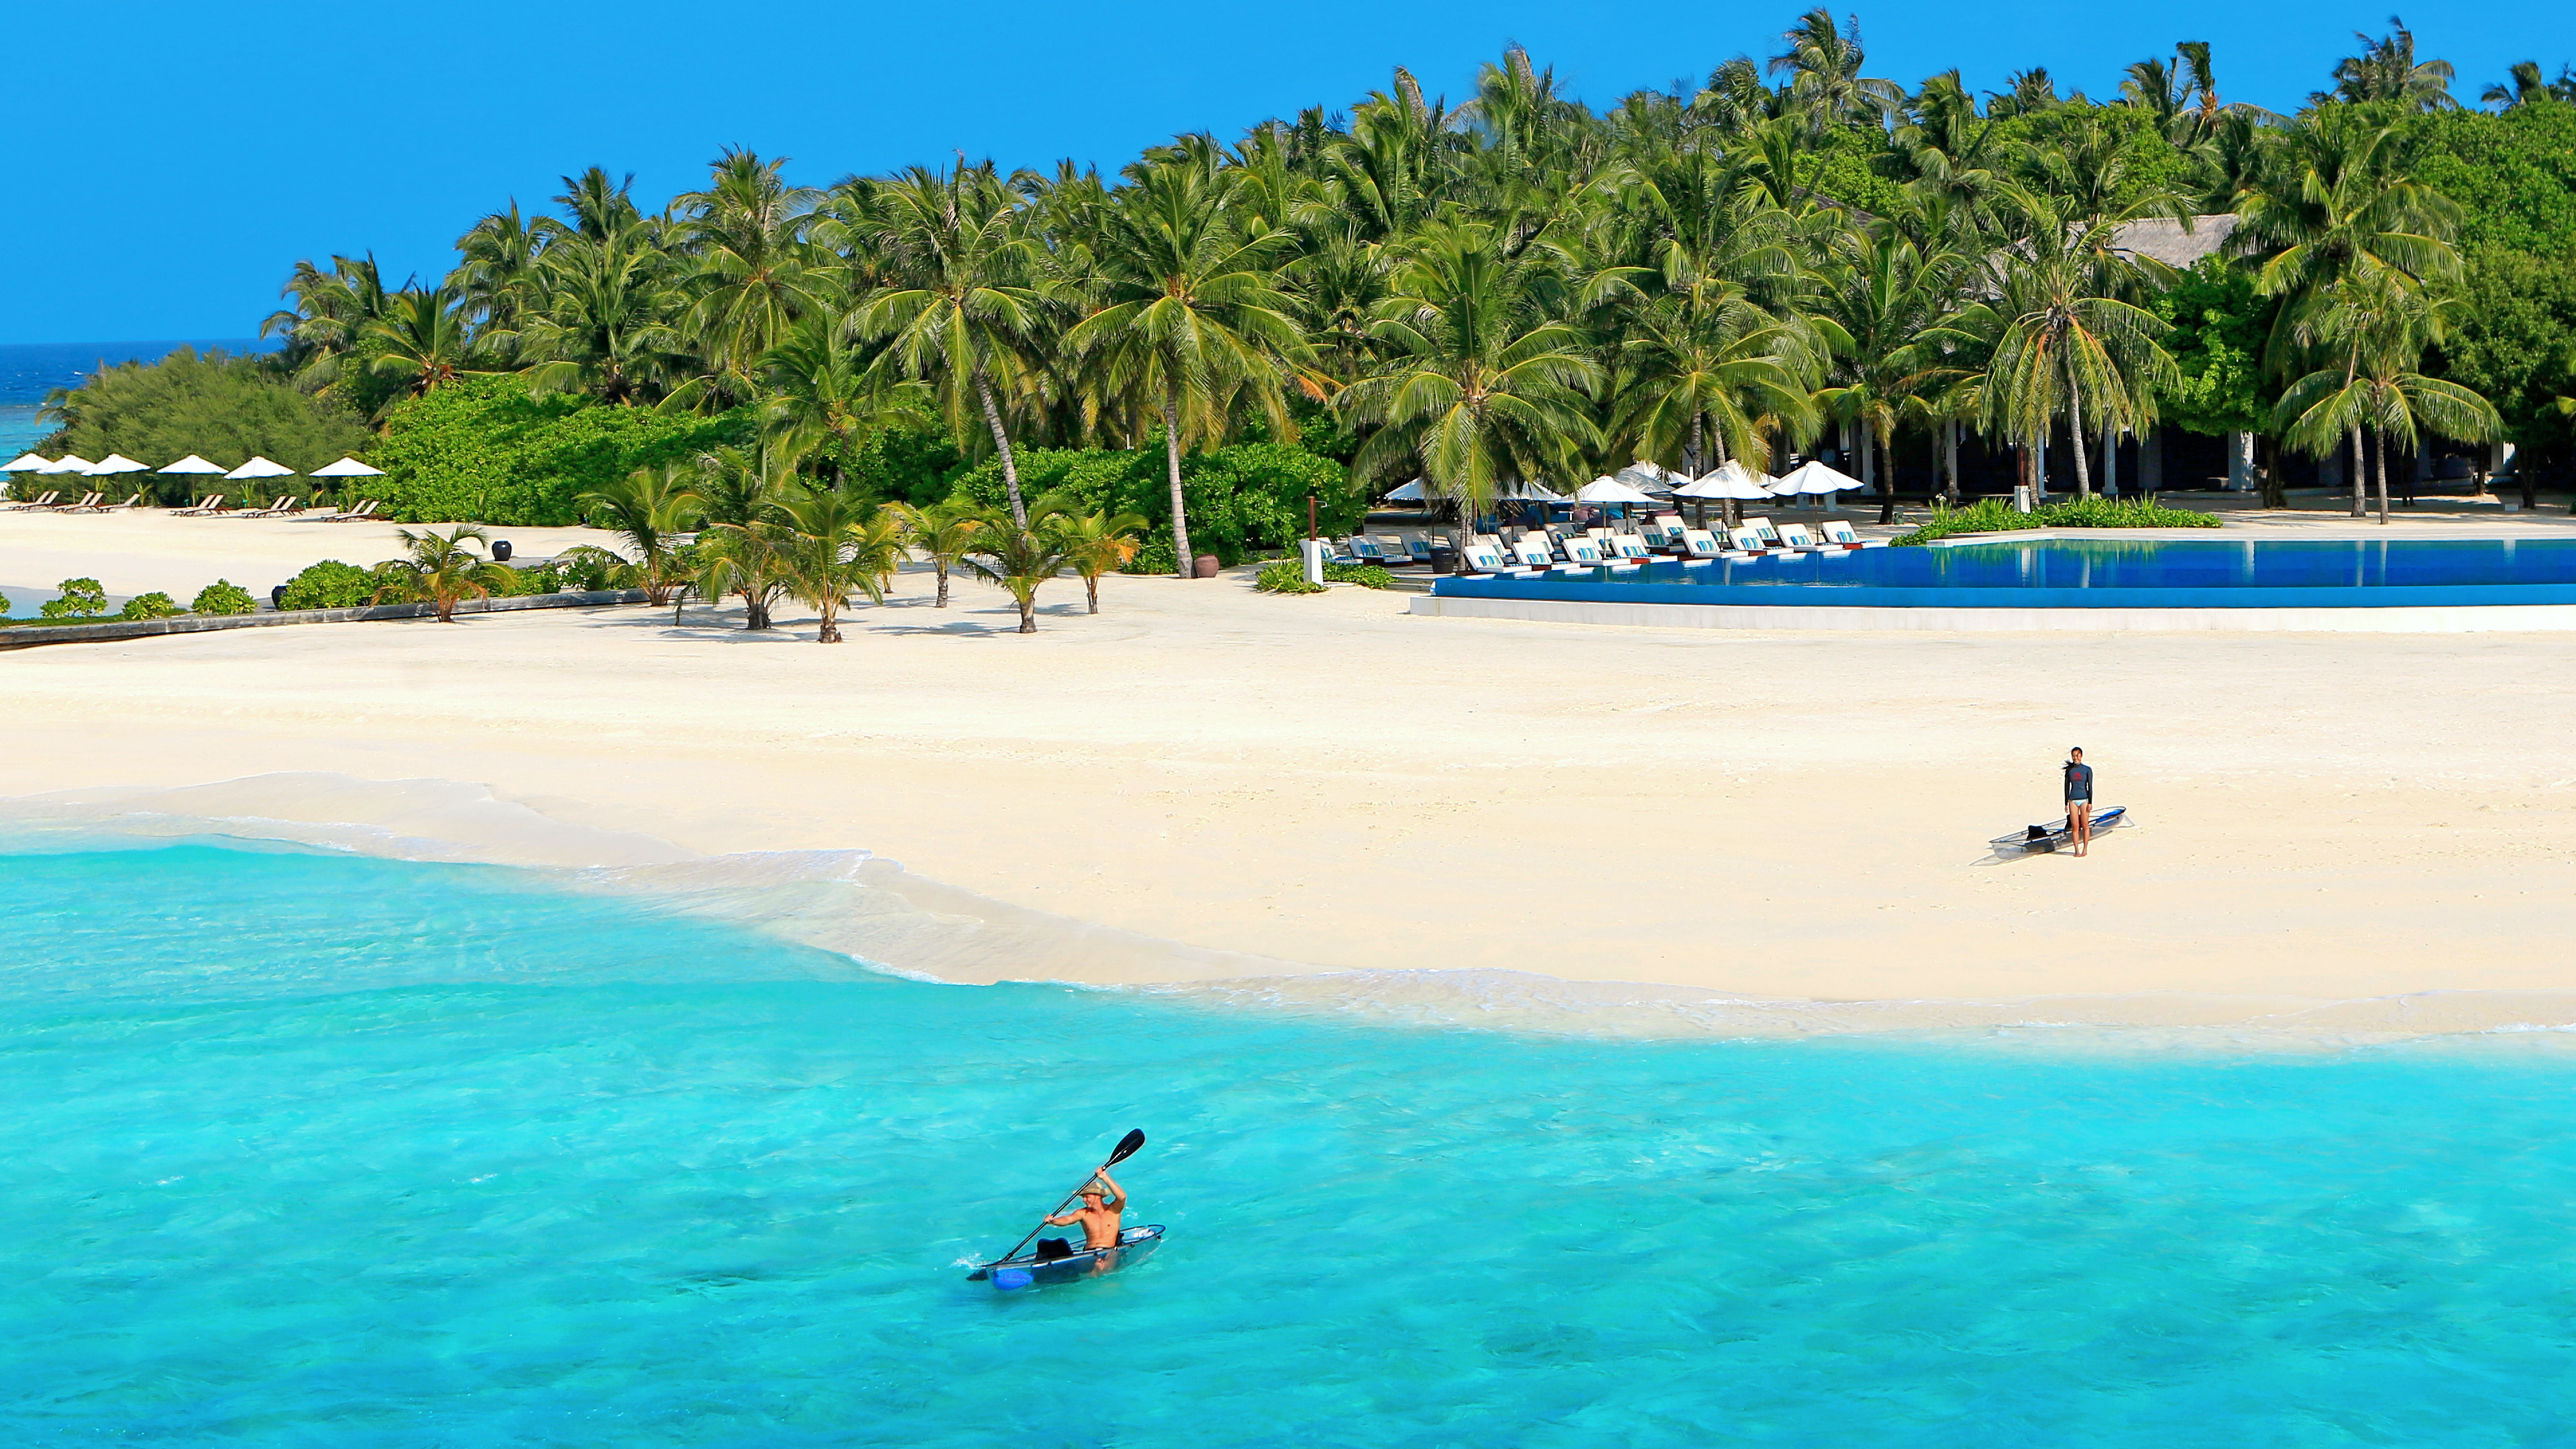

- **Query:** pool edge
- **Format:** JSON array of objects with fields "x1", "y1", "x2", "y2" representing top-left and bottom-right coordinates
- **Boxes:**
[{"x1": 1406, "y1": 596, "x2": 2576, "y2": 633}]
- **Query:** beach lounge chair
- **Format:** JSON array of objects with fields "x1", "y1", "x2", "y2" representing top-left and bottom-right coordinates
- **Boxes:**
[
  {"x1": 50, "y1": 492, "x2": 103, "y2": 513},
  {"x1": 239, "y1": 495, "x2": 297, "y2": 518},
  {"x1": 93, "y1": 492, "x2": 143, "y2": 512},
  {"x1": 1773, "y1": 523, "x2": 1838, "y2": 552},
  {"x1": 1678, "y1": 529, "x2": 1739, "y2": 566},
  {"x1": 5, "y1": 490, "x2": 61, "y2": 511},
  {"x1": 1459, "y1": 542, "x2": 1516, "y2": 575},
  {"x1": 1821, "y1": 520, "x2": 1887, "y2": 548},
  {"x1": 1558, "y1": 535, "x2": 1610, "y2": 567},
  {"x1": 1344, "y1": 536, "x2": 1393, "y2": 565},
  {"x1": 176, "y1": 494, "x2": 227, "y2": 516},
  {"x1": 1729, "y1": 526, "x2": 1782, "y2": 555},
  {"x1": 1743, "y1": 515, "x2": 1783, "y2": 546},
  {"x1": 1403, "y1": 537, "x2": 1437, "y2": 566},
  {"x1": 1605, "y1": 534, "x2": 1653, "y2": 563},
  {"x1": 1509, "y1": 537, "x2": 1558, "y2": 570}
]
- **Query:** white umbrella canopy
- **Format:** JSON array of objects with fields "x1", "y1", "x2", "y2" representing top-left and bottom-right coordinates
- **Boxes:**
[
  {"x1": 1673, "y1": 462, "x2": 1778, "y2": 500},
  {"x1": 1614, "y1": 462, "x2": 1676, "y2": 496},
  {"x1": 2, "y1": 452, "x2": 49, "y2": 473},
  {"x1": 1382, "y1": 477, "x2": 1428, "y2": 502},
  {"x1": 158, "y1": 454, "x2": 229, "y2": 476},
  {"x1": 1574, "y1": 476, "x2": 1657, "y2": 504},
  {"x1": 1770, "y1": 460, "x2": 1866, "y2": 497},
  {"x1": 225, "y1": 455, "x2": 297, "y2": 481},
  {"x1": 310, "y1": 456, "x2": 386, "y2": 478},
  {"x1": 85, "y1": 453, "x2": 150, "y2": 476},
  {"x1": 39, "y1": 454, "x2": 96, "y2": 474}
]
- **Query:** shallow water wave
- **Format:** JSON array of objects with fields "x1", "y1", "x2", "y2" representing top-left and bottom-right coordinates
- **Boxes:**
[
  {"x1": 12, "y1": 774, "x2": 2576, "y2": 1044},
  {"x1": 4, "y1": 839, "x2": 2575, "y2": 1445}
]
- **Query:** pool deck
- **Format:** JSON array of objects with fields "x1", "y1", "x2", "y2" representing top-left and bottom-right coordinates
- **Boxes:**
[{"x1": 1410, "y1": 504, "x2": 2576, "y2": 633}]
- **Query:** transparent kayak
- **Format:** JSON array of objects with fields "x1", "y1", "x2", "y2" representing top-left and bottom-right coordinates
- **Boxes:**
[
  {"x1": 1991, "y1": 805, "x2": 2125, "y2": 855},
  {"x1": 969, "y1": 1224, "x2": 1165, "y2": 1289}
]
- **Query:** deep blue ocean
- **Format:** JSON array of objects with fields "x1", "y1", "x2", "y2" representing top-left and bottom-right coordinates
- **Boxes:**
[
  {"x1": 5, "y1": 835, "x2": 2572, "y2": 1446},
  {"x1": 0, "y1": 339, "x2": 271, "y2": 458}
]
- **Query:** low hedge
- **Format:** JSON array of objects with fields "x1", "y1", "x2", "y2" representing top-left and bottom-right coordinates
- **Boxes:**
[{"x1": 1892, "y1": 496, "x2": 2222, "y2": 545}]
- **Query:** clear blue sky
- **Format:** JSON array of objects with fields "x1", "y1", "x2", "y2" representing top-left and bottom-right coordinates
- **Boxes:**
[{"x1": 5, "y1": 0, "x2": 2568, "y2": 344}]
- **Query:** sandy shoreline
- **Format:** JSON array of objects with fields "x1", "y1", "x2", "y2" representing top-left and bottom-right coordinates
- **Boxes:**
[{"x1": 7, "y1": 506, "x2": 2576, "y2": 1039}]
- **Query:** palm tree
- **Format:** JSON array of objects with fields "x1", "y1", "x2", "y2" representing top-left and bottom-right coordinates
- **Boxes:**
[
  {"x1": 578, "y1": 464, "x2": 701, "y2": 608},
  {"x1": 772, "y1": 488, "x2": 906, "y2": 642},
  {"x1": 1954, "y1": 189, "x2": 2178, "y2": 498},
  {"x1": 690, "y1": 519, "x2": 792, "y2": 630},
  {"x1": 262, "y1": 254, "x2": 391, "y2": 396},
  {"x1": 1768, "y1": 8, "x2": 1902, "y2": 131},
  {"x1": 2482, "y1": 60, "x2": 2551, "y2": 111},
  {"x1": 963, "y1": 509, "x2": 1077, "y2": 633},
  {"x1": 1053, "y1": 504, "x2": 1149, "y2": 613},
  {"x1": 504, "y1": 227, "x2": 689, "y2": 405},
  {"x1": 760, "y1": 312, "x2": 924, "y2": 484},
  {"x1": 372, "y1": 525, "x2": 513, "y2": 622},
  {"x1": 364, "y1": 285, "x2": 479, "y2": 406},
  {"x1": 2318, "y1": 17, "x2": 2459, "y2": 111},
  {"x1": 448, "y1": 201, "x2": 543, "y2": 335},
  {"x1": 1337, "y1": 221, "x2": 1604, "y2": 563},
  {"x1": 857, "y1": 162, "x2": 1050, "y2": 527},
  {"x1": 2277, "y1": 280, "x2": 2498, "y2": 523},
  {"x1": 1813, "y1": 225, "x2": 1966, "y2": 517},
  {"x1": 670, "y1": 149, "x2": 823, "y2": 411},
  {"x1": 1064, "y1": 158, "x2": 1311, "y2": 579},
  {"x1": 892, "y1": 500, "x2": 985, "y2": 607}
]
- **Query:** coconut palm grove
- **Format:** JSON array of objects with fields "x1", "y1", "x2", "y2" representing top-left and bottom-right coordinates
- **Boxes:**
[{"x1": 34, "y1": 11, "x2": 2576, "y2": 577}]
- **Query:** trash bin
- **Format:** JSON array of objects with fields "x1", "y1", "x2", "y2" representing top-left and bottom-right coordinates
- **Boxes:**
[
  {"x1": 1428, "y1": 543, "x2": 1458, "y2": 573},
  {"x1": 492, "y1": 539, "x2": 513, "y2": 562}
]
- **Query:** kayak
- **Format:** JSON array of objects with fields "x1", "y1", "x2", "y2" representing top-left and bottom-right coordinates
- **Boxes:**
[
  {"x1": 970, "y1": 1224, "x2": 1165, "y2": 1289},
  {"x1": 1990, "y1": 805, "x2": 2126, "y2": 856}
]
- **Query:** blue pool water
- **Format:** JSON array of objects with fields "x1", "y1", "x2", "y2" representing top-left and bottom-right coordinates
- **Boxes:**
[
  {"x1": 6, "y1": 837, "x2": 2575, "y2": 1444},
  {"x1": 1436, "y1": 537, "x2": 2576, "y2": 608}
]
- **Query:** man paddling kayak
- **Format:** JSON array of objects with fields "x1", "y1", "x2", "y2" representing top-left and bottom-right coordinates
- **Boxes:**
[{"x1": 1043, "y1": 1169, "x2": 1128, "y2": 1250}]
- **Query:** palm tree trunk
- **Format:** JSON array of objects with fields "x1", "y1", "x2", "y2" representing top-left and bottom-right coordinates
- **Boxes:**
[
  {"x1": 2347, "y1": 426, "x2": 2365, "y2": 516},
  {"x1": 1687, "y1": 413, "x2": 1705, "y2": 477},
  {"x1": 934, "y1": 562, "x2": 951, "y2": 607},
  {"x1": 1017, "y1": 592, "x2": 1037, "y2": 633},
  {"x1": 973, "y1": 367, "x2": 1027, "y2": 529},
  {"x1": 1163, "y1": 390, "x2": 1193, "y2": 579},
  {"x1": 2373, "y1": 428, "x2": 2391, "y2": 526},
  {"x1": 1085, "y1": 572, "x2": 1100, "y2": 614},
  {"x1": 1944, "y1": 419, "x2": 1962, "y2": 505},
  {"x1": 2067, "y1": 384, "x2": 2093, "y2": 499},
  {"x1": 818, "y1": 599, "x2": 841, "y2": 643},
  {"x1": 2100, "y1": 419, "x2": 2118, "y2": 498}
]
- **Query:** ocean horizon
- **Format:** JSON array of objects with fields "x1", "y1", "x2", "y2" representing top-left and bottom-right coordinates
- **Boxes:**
[{"x1": 0, "y1": 339, "x2": 275, "y2": 458}]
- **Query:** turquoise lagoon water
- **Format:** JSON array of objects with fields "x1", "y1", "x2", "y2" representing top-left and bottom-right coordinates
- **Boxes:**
[{"x1": 5, "y1": 838, "x2": 2573, "y2": 1445}]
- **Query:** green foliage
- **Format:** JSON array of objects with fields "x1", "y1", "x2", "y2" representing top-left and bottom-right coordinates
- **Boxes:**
[
  {"x1": 2152, "y1": 259, "x2": 2274, "y2": 436},
  {"x1": 1892, "y1": 496, "x2": 2222, "y2": 543},
  {"x1": 34, "y1": 347, "x2": 373, "y2": 504},
  {"x1": 1324, "y1": 561, "x2": 1396, "y2": 588},
  {"x1": 553, "y1": 545, "x2": 641, "y2": 592},
  {"x1": 838, "y1": 415, "x2": 969, "y2": 507},
  {"x1": 368, "y1": 374, "x2": 751, "y2": 526},
  {"x1": 278, "y1": 559, "x2": 379, "y2": 611},
  {"x1": 191, "y1": 580, "x2": 258, "y2": 616},
  {"x1": 949, "y1": 440, "x2": 1358, "y2": 567},
  {"x1": 40, "y1": 578, "x2": 107, "y2": 619},
  {"x1": 2405, "y1": 103, "x2": 2576, "y2": 446},
  {"x1": 1254, "y1": 559, "x2": 1327, "y2": 594},
  {"x1": 116, "y1": 592, "x2": 178, "y2": 622}
]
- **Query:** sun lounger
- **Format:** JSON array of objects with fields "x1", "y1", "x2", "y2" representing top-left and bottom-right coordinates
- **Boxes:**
[
  {"x1": 1605, "y1": 534, "x2": 1653, "y2": 562},
  {"x1": 1821, "y1": 520, "x2": 1887, "y2": 548},
  {"x1": 1678, "y1": 529, "x2": 1742, "y2": 566},
  {"x1": 239, "y1": 495, "x2": 297, "y2": 517},
  {"x1": 50, "y1": 492, "x2": 103, "y2": 512},
  {"x1": 91, "y1": 492, "x2": 144, "y2": 512},
  {"x1": 1558, "y1": 535, "x2": 1609, "y2": 567},
  {"x1": 1345, "y1": 536, "x2": 1394, "y2": 565},
  {"x1": 176, "y1": 494, "x2": 228, "y2": 516},
  {"x1": 1729, "y1": 526, "x2": 1786, "y2": 555},
  {"x1": 1459, "y1": 543, "x2": 1515, "y2": 575},
  {"x1": 1403, "y1": 537, "x2": 1436, "y2": 566},
  {"x1": 1743, "y1": 515, "x2": 1782, "y2": 545},
  {"x1": 6, "y1": 490, "x2": 61, "y2": 511},
  {"x1": 1509, "y1": 537, "x2": 1558, "y2": 569},
  {"x1": 1772, "y1": 523, "x2": 1839, "y2": 552}
]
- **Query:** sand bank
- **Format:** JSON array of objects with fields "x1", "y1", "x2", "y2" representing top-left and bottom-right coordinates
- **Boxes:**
[{"x1": 7, "y1": 506, "x2": 2576, "y2": 1038}]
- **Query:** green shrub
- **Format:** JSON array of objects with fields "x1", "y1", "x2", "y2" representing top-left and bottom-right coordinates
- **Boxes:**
[
  {"x1": 553, "y1": 545, "x2": 638, "y2": 593},
  {"x1": 368, "y1": 374, "x2": 753, "y2": 526},
  {"x1": 1893, "y1": 496, "x2": 2222, "y2": 545},
  {"x1": 1254, "y1": 559, "x2": 1327, "y2": 594},
  {"x1": 40, "y1": 578, "x2": 107, "y2": 620},
  {"x1": 951, "y1": 438, "x2": 1361, "y2": 570},
  {"x1": 498, "y1": 561, "x2": 566, "y2": 596},
  {"x1": 278, "y1": 559, "x2": 378, "y2": 611},
  {"x1": 117, "y1": 592, "x2": 178, "y2": 621},
  {"x1": 191, "y1": 580, "x2": 258, "y2": 616},
  {"x1": 1322, "y1": 562, "x2": 1396, "y2": 589}
]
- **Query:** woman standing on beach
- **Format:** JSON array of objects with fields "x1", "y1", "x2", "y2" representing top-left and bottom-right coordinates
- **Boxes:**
[{"x1": 2063, "y1": 747, "x2": 2094, "y2": 857}]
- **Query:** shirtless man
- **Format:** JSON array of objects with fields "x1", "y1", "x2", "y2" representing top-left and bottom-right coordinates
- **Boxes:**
[{"x1": 1044, "y1": 1169, "x2": 1128, "y2": 1251}]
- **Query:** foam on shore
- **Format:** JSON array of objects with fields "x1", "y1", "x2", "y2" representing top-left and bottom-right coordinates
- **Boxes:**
[{"x1": 12, "y1": 771, "x2": 2576, "y2": 1049}]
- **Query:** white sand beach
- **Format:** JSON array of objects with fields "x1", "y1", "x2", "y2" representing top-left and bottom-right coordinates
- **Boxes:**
[{"x1": 7, "y1": 505, "x2": 2576, "y2": 1035}]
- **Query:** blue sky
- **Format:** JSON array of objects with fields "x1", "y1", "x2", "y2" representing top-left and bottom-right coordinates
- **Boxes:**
[{"x1": 3, "y1": 0, "x2": 2567, "y2": 344}]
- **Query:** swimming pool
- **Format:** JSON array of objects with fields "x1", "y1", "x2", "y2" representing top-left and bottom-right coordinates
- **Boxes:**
[{"x1": 1431, "y1": 537, "x2": 2576, "y2": 609}]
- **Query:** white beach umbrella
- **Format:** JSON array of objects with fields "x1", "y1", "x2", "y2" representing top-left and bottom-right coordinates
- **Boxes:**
[
  {"x1": 310, "y1": 456, "x2": 385, "y2": 478},
  {"x1": 1383, "y1": 477, "x2": 1428, "y2": 502},
  {"x1": 1, "y1": 451, "x2": 49, "y2": 473},
  {"x1": 158, "y1": 454, "x2": 229, "y2": 476},
  {"x1": 1672, "y1": 462, "x2": 1778, "y2": 500},
  {"x1": 39, "y1": 454, "x2": 96, "y2": 474},
  {"x1": 1574, "y1": 476, "x2": 1657, "y2": 505},
  {"x1": 1614, "y1": 462, "x2": 1676, "y2": 496},
  {"x1": 224, "y1": 455, "x2": 296, "y2": 481},
  {"x1": 1770, "y1": 459, "x2": 1866, "y2": 504},
  {"x1": 85, "y1": 453, "x2": 150, "y2": 476}
]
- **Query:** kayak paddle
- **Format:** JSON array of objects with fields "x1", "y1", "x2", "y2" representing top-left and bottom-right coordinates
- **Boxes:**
[{"x1": 973, "y1": 1128, "x2": 1145, "y2": 1277}]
